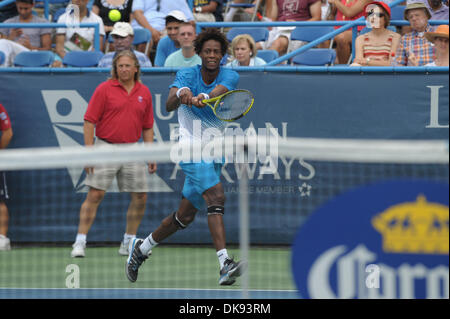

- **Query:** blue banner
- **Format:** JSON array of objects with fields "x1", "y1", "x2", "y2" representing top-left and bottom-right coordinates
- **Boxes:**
[{"x1": 0, "y1": 71, "x2": 448, "y2": 243}]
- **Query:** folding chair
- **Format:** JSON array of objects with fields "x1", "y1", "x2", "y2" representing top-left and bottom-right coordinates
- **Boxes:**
[
  {"x1": 133, "y1": 28, "x2": 152, "y2": 56},
  {"x1": 13, "y1": 51, "x2": 55, "y2": 67},
  {"x1": 292, "y1": 49, "x2": 336, "y2": 66},
  {"x1": 226, "y1": 27, "x2": 269, "y2": 43},
  {"x1": 390, "y1": 5, "x2": 406, "y2": 21},
  {"x1": 62, "y1": 51, "x2": 104, "y2": 67},
  {"x1": 290, "y1": 26, "x2": 335, "y2": 49},
  {"x1": 256, "y1": 49, "x2": 279, "y2": 63}
]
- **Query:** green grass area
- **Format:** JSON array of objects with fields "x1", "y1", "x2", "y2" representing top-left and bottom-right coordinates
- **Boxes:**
[{"x1": 0, "y1": 245, "x2": 295, "y2": 290}]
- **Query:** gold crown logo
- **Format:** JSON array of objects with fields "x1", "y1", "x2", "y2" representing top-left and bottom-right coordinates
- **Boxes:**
[{"x1": 372, "y1": 195, "x2": 449, "y2": 254}]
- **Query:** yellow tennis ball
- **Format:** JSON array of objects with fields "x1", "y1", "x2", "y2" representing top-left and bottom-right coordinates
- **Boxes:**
[{"x1": 108, "y1": 9, "x2": 121, "y2": 22}]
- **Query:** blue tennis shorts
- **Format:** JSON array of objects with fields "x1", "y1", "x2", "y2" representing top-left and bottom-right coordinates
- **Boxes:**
[{"x1": 180, "y1": 161, "x2": 223, "y2": 210}]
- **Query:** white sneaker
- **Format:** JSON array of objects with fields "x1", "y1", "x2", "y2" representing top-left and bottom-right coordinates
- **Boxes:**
[
  {"x1": 0, "y1": 235, "x2": 11, "y2": 251},
  {"x1": 71, "y1": 241, "x2": 86, "y2": 258},
  {"x1": 118, "y1": 240, "x2": 130, "y2": 256},
  {"x1": 126, "y1": 239, "x2": 151, "y2": 257}
]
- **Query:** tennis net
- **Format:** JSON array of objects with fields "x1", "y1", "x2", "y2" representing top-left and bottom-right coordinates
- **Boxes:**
[{"x1": 0, "y1": 137, "x2": 448, "y2": 299}]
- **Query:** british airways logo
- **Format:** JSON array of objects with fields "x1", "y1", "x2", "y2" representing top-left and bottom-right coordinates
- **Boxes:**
[{"x1": 41, "y1": 90, "x2": 173, "y2": 193}]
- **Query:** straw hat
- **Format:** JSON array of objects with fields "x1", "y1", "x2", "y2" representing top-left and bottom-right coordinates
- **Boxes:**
[
  {"x1": 425, "y1": 25, "x2": 449, "y2": 43},
  {"x1": 404, "y1": 2, "x2": 432, "y2": 20}
]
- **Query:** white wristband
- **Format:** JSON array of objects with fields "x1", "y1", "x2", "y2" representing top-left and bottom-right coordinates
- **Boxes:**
[
  {"x1": 176, "y1": 87, "x2": 190, "y2": 98},
  {"x1": 200, "y1": 93, "x2": 210, "y2": 100}
]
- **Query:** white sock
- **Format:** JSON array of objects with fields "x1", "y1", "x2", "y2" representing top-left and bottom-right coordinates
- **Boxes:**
[
  {"x1": 123, "y1": 233, "x2": 135, "y2": 245},
  {"x1": 224, "y1": 7, "x2": 238, "y2": 22},
  {"x1": 75, "y1": 233, "x2": 86, "y2": 243},
  {"x1": 217, "y1": 248, "x2": 229, "y2": 269},
  {"x1": 139, "y1": 233, "x2": 158, "y2": 255}
]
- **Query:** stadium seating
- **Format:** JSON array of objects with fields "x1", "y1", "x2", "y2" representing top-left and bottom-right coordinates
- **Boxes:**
[
  {"x1": 256, "y1": 49, "x2": 279, "y2": 63},
  {"x1": 292, "y1": 48, "x2": 336, "y2": 66},
  {"x1": 226, "y1": 27, "x2": 269, "y2": 43},
  {"x1": 290, "y1": 26, "x2": 335, "y2": 48},
  {"x1": 0, "y1": 51, "x2": 5, "y2": 66},
  {"x1": 133, "y1": 28, "x2": 152, "y2": 56},
  {"x1": 359, "y1": 26, "x2": 398, "y2": 35},
  {"x1": 52, "y1": 7, "x2": 67, "y2": 22},
  {"x1": 391, "y1": 5, "x2": 406, "y2": 21},
  {"x1": 62, "y1": 51, "x2": 104, "y2": 67},
  {"x1": 13, "y1": 51, "x2": 55, "y2": 67}
]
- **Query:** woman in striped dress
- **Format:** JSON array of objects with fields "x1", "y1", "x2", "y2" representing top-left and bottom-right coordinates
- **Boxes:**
[{"x1": 351, "y1": 1, "x2": 400, "y2": 66}]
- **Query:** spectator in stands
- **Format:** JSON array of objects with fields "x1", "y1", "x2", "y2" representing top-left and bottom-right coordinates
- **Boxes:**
[
  {"x1": 262, "y1": 0, "x2": 322, "y2": 56},
  {"x1": 98, "y1": 22, "x2": 152, "y2": 67},
  {"x1": 154, "y1": 10, "x2": 189, "y2": 66},
  {"x1": 193, "y1": 0, "x2": 224, "y2": 22},
  {"x1": 425, "y1": 24, "x2": 449, "y2": 66},
  {"x1": 327, "y1": 0, "x2": 372, "y2": 64},
  {"x1": 0, "y1": 0, "x2": 52, "y2": 67},
  {"x1": 395, "y1": 2, "x2": 434, "y2": 66},
  {"x1": 408, "y1": 0, "x2": 449, "y2": 21},
  {"x1": 351, "y1": 1, "x2": 400, "y2": 66},
  {"x1": 0, "y1": 103, "x2": 12, "y2": 251},
  {"x1": 55, "y1": 0, "x2": 106, "y2": 59},
  {"x1": 131, "y1": 0, "x2": 194, "y2": 46},
  {"x1": 164, "y1": 22, "x2": 201, "y2": 67},
  {"x1": 0, "y1": 0, "x2": 17, "y2": 23},
  {"x1": 226, "y1": 33, "x2": 267, "y2": 66},
  {"x1": 92, "y1": 0, "x2": 134, "y2": 35}
]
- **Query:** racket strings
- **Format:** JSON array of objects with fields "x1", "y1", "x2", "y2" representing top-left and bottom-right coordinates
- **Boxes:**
[{"x1": 214, "y1": 91, "x2": 253, "y2": 121}]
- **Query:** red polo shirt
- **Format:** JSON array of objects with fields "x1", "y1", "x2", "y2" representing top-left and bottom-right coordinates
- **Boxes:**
[
  {"x1": 84, "y1": 79, "x2": 154, "y2": 144},
  {"x1": 0, "y1": 104, "x2": 11, "y2": 131}
]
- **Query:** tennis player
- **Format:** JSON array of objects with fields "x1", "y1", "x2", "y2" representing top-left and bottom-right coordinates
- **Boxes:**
[
  {"x1": 126, "y1": 28, "x2": 247, "y2": 285},
  {"x1": 71, "y1": 50, "x2": 157, "y2": 258}
]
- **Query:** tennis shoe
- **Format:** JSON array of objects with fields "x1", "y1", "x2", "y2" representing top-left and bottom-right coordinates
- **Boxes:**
[
  {"x1": 71, "y1": 241, "x2": 85, "y2": 258},
  {"x1": 0, "y1": 235, "x2": 11, "y2": 251},
  {"x1": 118, "y1": 240, "x2": 129, "y2": 256},
  {"x1": 219, "y1": 258, "x2": 247, "y2": 286},
  {"x1": 119, "y1": 240, "x2": 152, "y2": 256},
  {"x1": 126, "y1": 238, "x2": 149, "y2": 282}
]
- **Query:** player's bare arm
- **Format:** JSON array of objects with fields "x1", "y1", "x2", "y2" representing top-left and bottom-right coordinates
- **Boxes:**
[{"x1": 166, "y1": 87, "x2": 194, "y2": 111}]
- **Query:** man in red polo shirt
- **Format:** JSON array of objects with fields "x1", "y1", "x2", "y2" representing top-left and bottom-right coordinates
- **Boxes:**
[
  {"x1": 71, "y1": 50, "x2": 157, "y2": 258},
  {"x1": 0, "y1": 103, "x2": 13, "y2": 251}
]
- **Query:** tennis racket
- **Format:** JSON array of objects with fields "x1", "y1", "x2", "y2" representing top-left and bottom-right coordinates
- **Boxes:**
[{"x1": 202, "y1": 89, "x2": 254, "y2": 122}]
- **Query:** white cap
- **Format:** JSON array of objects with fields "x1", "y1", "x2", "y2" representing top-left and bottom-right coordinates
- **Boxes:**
[
  {"x1": 166, "y1": 10, "x2": 188, "y2": 22},
  {"x1": 110, "y1": 22, "x2": 134, "y2": 37}
]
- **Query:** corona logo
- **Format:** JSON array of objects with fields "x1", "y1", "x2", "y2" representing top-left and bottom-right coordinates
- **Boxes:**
[{"x1": 372, "y1": 195, "x2": 449, "y2": 255}]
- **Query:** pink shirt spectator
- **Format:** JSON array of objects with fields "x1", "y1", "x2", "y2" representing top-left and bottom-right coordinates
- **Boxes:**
[
  {"x1": 335, "y1": 0, "x2": 365, "y2": 31},
  {"x1": 277, "y1": 0, "x2": 321, "y2": 21}
]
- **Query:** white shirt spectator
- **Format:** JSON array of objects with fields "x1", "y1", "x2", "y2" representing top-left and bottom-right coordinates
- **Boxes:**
[{"x1": 57, "y1": 9, "x2": 105, "y2": 51}]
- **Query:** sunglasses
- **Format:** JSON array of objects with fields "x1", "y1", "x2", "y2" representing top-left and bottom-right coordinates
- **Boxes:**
[{"x1": 368, "y1": 11, "x2": 385, "y2": 18}]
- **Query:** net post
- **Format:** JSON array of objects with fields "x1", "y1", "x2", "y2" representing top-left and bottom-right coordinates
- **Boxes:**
[{"x1": 238, "y1": 142, "x2": 250, "y2": 299}]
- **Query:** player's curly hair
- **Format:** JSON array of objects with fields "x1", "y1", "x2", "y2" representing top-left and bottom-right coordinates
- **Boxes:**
[{"x1": 194, "y1": 28, "x2": 228, "y2": 56}]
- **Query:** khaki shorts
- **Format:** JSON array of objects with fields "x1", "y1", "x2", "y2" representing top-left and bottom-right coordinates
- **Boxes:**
[
  {"x1": 84, "y1": 139, "x2": 150, "y2": 193},
  {"x1": 263, "y1": 26, "x2": 306, "y2": 52}
]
